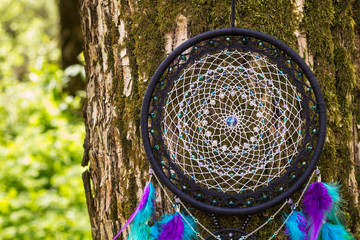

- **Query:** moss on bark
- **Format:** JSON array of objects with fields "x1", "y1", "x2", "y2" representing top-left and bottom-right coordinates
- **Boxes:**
[{"x1": 80, "y1": 0, "x2": 360, "y2": 238}]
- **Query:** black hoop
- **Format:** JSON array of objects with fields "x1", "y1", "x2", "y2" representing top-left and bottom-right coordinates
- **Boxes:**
[{"x1": 141, "y1": 28, "x2": 326, "y2": 215}]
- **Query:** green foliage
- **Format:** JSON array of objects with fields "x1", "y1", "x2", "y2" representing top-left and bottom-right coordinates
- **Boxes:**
[{"x1": 0, "y1": 0, "x2": 91, "y2": 239}]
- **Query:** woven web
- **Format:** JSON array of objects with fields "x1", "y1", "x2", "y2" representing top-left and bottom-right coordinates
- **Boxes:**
[{"x1": 162, "y1": 49, "x2": 304, "y2": 194}]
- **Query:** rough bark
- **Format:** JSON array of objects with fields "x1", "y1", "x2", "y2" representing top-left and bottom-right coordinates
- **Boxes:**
[{"x1": 79, "y1": 1, "x2": 360, "y2": 239}]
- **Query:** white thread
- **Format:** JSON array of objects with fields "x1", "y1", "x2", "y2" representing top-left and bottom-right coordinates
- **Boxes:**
[{"x1": 162, "y1": 49, "x2": 304, "y2": 193}]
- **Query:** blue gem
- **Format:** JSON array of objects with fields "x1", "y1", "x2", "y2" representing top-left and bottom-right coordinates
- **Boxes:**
[{"x1": 226, "y1": 116, "x2": 238, "y2": 127}]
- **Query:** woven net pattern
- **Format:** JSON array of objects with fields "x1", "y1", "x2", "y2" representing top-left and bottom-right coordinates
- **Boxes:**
[
  {"x1": 146, "y1": 34, "x2": 321, "y2": 211},
  {"x1": 163, "y1": 49, "x2": 303, "y2": 193}
]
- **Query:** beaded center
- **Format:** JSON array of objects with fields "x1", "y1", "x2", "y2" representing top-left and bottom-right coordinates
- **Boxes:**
[{"x1": 162, "y1": 49, "x2": 304, "y2": 193}]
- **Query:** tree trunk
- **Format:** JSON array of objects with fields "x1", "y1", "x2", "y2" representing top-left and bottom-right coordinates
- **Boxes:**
[{"x1": 79, "y1": 1, "x2": 360, "y2": 239}]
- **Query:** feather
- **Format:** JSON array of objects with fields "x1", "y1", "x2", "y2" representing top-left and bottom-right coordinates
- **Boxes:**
[
  {"x1": 126, "y1": 182, "x2": 156, "y2": 240},
  {"x1": 180, "y1": 213, "x2": 198, "y2": 240},
  {"x1": 157, "y1": 213, "x2": 184, "y2": 240},
  {"x1": 302, "y1": 182, "x2": 333, "y2": 240},
  {"x1": 150, "y1": 225, "x2": 160, "y2": 240},
  {"x1": 321, "y1": 222, "x2": 355, "y2": 240},
  {"x1": 113, "y1": 182, "x2": 156, "y2": 240},
  {"x1": 323, "y1": 182, "x2": 344, "y2": 224},
  {"x1": 284, "y1": 211, "x2": 307, "y2": 240},
  {"x1": 156, "y1": 212, "x2": 198, "y2": 240}
]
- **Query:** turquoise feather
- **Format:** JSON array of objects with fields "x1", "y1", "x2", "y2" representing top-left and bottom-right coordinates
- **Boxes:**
[
  {"x1": 283, "y1": 211, "x2": 307, "y2": 240},
  {"x1": 127, "y1": 182, "x2": 156, "y2": 240},
  {"x1": 323, "y1": 182, "x2": 344, "y2": 224},
  {"x1": 181, "y1": 213, "x2": 198, "y2": 240},
  {"x1": 321, "y1": 222, "x2": 355, "y2": 240}
]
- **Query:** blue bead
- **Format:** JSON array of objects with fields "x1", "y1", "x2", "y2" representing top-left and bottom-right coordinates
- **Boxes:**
[{"x1": 226, "y1": 116, "x2": 238, "y2": 127}]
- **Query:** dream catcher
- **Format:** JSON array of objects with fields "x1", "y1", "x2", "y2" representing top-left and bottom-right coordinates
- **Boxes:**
[{"x1": 114, "y1": 1, "x2": 355, "y2": 239}]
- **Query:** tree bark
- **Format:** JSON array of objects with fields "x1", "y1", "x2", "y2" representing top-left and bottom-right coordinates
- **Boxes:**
[{"x1": 79, "y1": 1, "x2": 360, "y2": 239}]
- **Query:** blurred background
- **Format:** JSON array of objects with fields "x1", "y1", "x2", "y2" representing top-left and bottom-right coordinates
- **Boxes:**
[{"x1": 0, "y1": 0, "x2": 91, "y2": 238}]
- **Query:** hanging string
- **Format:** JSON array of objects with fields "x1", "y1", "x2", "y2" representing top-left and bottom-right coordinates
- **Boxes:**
[{"x1": 231, "y1": 0, "x2": 236, "y2": 28}]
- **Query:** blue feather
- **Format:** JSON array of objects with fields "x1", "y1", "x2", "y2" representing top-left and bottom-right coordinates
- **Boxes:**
[
  {"x1": 323, "y1": 183, "x2": 341, "y2": 203},
  {"x1": 127, "y1": 182, "x2": 156, "y2": 240},
  {"x1": 150, "y1": 225, "x2": 160, "y2": 240},
  {"x1": 283, "y1": 211, "x2": 307, "y2": 240},
  {"x1": 323, "y1": 182, "x2": 344, "y2": 224},
  {"x1": 127, "y1": 224, "x2": 152, "y2": 240},
  {"x1": 181, "y1": 213, "x2": 198, "y2": 240},
  {"x1": 321, "y1": 222, "x2": 355, "y2": 240}
]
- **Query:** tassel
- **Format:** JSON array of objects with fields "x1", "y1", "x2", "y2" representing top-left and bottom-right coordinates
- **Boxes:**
[
  {"x1": 156, "y1": 212, "x2": 197, "y2": 240},
  {"x1": 113, "y1": 182, "x2": 156, "y2": 240},
  {"x1": 284, "y1": 211, "x2": 307, "y2": 240},
  {"x1": 302, "y1": 182, "x2": 333, "y2": 240},
  {"x1": 320, "y1": 222, "x2": 355, "y2": 240}
]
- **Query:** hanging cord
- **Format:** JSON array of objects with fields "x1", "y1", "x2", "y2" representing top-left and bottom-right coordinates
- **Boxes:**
[{"x1": 231, "y1": 0, "x2": 236, "y2": 28}]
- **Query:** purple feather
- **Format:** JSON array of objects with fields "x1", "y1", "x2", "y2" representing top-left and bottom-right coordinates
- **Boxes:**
[
  {"x1": 303, "y1": 182, "x2": 333, "y2": 240},
  {"x1": 113, "y1": 182, "x2": 155, "y2": 240},
  {"x1": 157, "y1": 213, "x2": 184, "y2": 240}
]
